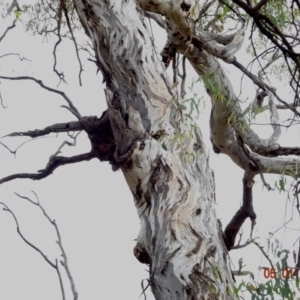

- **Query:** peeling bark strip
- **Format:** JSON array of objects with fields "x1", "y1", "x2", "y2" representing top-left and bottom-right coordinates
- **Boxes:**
[{"x1": 73, "y1": 0, "x2": 235, "y2": 299}]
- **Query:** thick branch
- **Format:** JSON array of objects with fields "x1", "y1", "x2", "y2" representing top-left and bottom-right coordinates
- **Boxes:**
[
  {"x1": 224, "y1": 173, "x2": 257, "y2": 251},
  {"x1": 171, "y1": 34, "x2": 300, "y2": 177},
  {"x1": 254, "y1": 154, "x2": 300, "y2": 177},
  {"x1": 4, "y1": 121, "x2": 83, "y2": 138},
  {"x1": 0, "y1": 152, "x2": 95, "y2": 185},
  {"x1": 3, "y1": 111, "x2": 117, "y2": 165}
]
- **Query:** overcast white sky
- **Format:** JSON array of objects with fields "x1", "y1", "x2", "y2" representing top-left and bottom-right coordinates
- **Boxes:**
[{"x1": 0, "y1": 2, "x2": 300, "y2": 299}]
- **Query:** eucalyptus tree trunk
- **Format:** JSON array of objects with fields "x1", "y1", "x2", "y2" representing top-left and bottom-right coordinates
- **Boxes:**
[{"x1": 74, "y1": 1, "x2": 235, "y2": 299}]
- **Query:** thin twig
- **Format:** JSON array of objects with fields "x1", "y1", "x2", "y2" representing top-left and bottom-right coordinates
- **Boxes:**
[
  {"x1": 181, "y1": 56, "x2": 186, "y2": 99},
  {"x1": 63, "y1": 2, "x2": 83, "y2": 85},
  {"x1": 252, "y1": 241, "x2": 274, "y2": 269},
  {"x1": 0, "y1": 76, "x2": 81, "y2": 119},
  {"x1": 12, "y1": 191, "x2": 79, "y2": 299},
  {"x1": 53, "y1": 0, "x2": 65, "y2": 83},
  {"x1": 0, "y1": 202, "x2": 56, "y2": 268},
  {"x1": 0, "y1": 53, "x2": 31, "y2": 61},
  {"x1": 0, "y1": 20, "x2": 16, "y2": 43}
]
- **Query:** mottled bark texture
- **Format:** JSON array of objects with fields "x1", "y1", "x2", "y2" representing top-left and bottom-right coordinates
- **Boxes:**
[{"x1": 73, "y1": 0, "x2": 236, "y2": 299}]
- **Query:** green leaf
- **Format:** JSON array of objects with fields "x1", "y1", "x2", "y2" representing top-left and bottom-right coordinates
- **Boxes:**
[
  {"x1": 178, "y1": 104, "x2": 187, "y2": 110},
  {"x1": 219, "y1": 5, "x2": 229, "y2": 21},
  {"x1": 14, "y1": 10, "x2": 22, "y2": 20},
  {"x1": 241, "y1": 105, "x2": 251, "y2": 117},
  {"x1": 278, "y1": 177, "x2": 285, "y2": 191}
]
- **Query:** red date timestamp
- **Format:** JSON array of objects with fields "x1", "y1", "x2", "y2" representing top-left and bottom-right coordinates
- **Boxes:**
[{"x1": 263, "y1": 268, "x2": 295, "y2": 279}]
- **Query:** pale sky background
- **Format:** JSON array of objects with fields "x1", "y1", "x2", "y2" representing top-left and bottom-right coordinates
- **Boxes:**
[{"x1": 0, "y1": 2, "x2": 300, "y2": 299}]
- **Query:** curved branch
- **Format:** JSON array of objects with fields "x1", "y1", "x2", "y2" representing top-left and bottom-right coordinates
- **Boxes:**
[
  {"x1": 250, "y1": 91, "x2": 281, "y2": 151},
  {"x1": 63, "y1": 2, "x2": 83, "y2": 86},
  {"x1": 252, "y1": 241, "x2": 274, "y2": 269},
  {"x1": 0, "y1": 152, "x2": 95, "y2": 185},
  {"x1": 53, "y1": 0, "x2": 65, "y2": 82},
  {"x1": 0, "y1": 20, "x2": 16, "y2": 43},
  {"x1": 11, "y1": 191, "x2": 78, "y2": 299},
  {"x1": 0, "y1": 76, "x2": 81, "y2": 119},
  {"x1": 0, "y1": 202, "x2": 56, "y2": 267},
  {"x1": 232, "y1": 60, "x2": 300, "y2": 117},
  {"x1": 0, "y1": 53, "x2": 31, "y2": 61},
  {"x1": 224, "y1": 173, "x2": 257, "y2": 251}
]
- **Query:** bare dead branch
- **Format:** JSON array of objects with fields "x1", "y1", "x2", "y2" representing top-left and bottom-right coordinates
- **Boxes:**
[
  {"x1": 50, "y1": 132, "x2": 81, "y2": 157},
  {"x1": 0, "y1": 202, "x2": 56, "y2": 268},
  {"x1": 27, "y1": 191, "x2": 78, "y2": 300},
  {"x1": 232, "y1": 60, "x2": 300, "y2": 117},
  {"x1": 55, "y1": 259, "x2": 66, "y2": 300},
  {"x1": 232, "y1": 238, "x2": 253, "y2": 250},
  {"x1": 3, "y1": 137, "x2": 59, "y2": 157},
  {"x1": 59, "y1": 237, "x2": 78, "y2": 300},
  {"x1": 0, "y1": 152, "x2": 95, "y2": 185},
  {"x1": 0, "y1": 53, "x2": 31, "y2": 61},
  {"x1": 257, "y1": 51, "x2": 281, "y2": 81},
  {"x1": 2, "y1": 112, "x2": 117, "y2": 174},
  {"x1": 3, "y1": 120, "x2": 83, "y2": 138},
  {"x1": 53, "y1": 0, "x2": 65, "y2": 83},
  {"x1": 13, "y1": 191, "x2": 78, "y2": 299},
  {"x1": 0, "y1": 141, "x2": 15, "y2": 154},
  {"x1": 253, "y1": 241, "x2": 275, "y2": 269},
  {"x1": 0, "y1": 76, "x2": 81, "y2": 119},
  {"x1": 63, "y1": 2, "x2": 83, "y2": 86},
  {"x1": 0, "y1": 90, "x2": 6, "y2": 108},
  {"x1": 0, "y1": 20, "x2": 16, "y2": 43}
]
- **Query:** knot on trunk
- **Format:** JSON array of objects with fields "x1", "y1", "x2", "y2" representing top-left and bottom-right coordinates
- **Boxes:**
[
  {"x1": 111, "y1": 89, "x2": 128, "y2": 123},
  {"x1": 180, "y1": 1, "x2": 191, "y2": 12},
  {"x1": 106, "y1": 88, "x2": 147, "y2": 160},
  {"x1": 133, "y1": 243, "x2": 151, "y2": 265}
]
